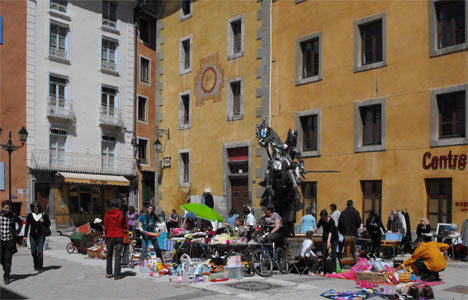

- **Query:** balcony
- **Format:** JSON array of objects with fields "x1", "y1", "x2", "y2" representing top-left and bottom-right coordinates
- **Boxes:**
[
  {"x1": 49, "y1": 47, "x2": 67, "y2": 59},
  {"x1": 46, "y1": 97, "x2": 75, "y2": 121},
  {"x1": 102, "y1": 61, "x2": 117, "y2": 72},
  {"x1": 30, "y1": 150, "x2": 135, "y2": 176},
  {"x1": 99, "y1": 106, "x2": 123, "y2": 128}
]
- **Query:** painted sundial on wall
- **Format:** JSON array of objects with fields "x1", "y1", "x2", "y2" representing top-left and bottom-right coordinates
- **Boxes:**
[{"x1": 195, "y1": 53, "x2": 224, "y2": 106}]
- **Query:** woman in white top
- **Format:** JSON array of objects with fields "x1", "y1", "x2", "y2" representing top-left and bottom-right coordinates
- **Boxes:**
[{"x1": 301, "y1": 230, "x2": 320, "y2": 275}]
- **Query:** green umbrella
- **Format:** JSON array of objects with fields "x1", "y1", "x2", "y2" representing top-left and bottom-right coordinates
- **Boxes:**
[{"x1": 180, "y1": 203, "x2": 224, "y2": 222}]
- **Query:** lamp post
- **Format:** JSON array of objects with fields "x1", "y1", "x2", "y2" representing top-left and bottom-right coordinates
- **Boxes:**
[
  {"x1": 0, "y1": 127, "x2": 29, "y2": 201},
  {"x1": 153, "y1": 128, "x2": 169, "y2": 209}
]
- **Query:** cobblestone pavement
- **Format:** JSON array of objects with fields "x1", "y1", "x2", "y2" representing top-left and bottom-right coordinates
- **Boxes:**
[{"x1": 1, "y1": 236, "x2": 467, "y2": 300}]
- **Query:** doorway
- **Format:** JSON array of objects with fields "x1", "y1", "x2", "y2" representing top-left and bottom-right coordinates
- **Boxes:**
[{"x1": 230, "y1": 177, "x2": 249, "y2": 215}]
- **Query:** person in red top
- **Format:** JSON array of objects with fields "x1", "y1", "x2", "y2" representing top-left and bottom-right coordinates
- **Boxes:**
[{"x1": 104, "y1": 199, "x2": 127, "y2": 280}]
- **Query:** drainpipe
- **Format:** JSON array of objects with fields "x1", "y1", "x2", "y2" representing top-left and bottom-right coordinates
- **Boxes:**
[
  {"x1": 133, "y1": 15, "x2": 139, "y2": 210},
  {"x1": 268, "y1": 0, "x2": 272, "y2": 126}
]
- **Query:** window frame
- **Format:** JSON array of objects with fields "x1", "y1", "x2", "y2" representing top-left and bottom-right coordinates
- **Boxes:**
[
  {"x1": 354, "y1": 12, "x2": 387, "y2": 73},
  {"x1": 180, "y1": 0, "x2": 193, "y2": 21},
  {"x1": 139, "y1": 18, "x2": 150, "y2": 45},
  {"x1": 429, "y1": 0, "x2": 468, "y2": 57},
  {"x1": 425, "y1": 178, "x2": 452, "y2": 225},
  {"x1": 430, "y1": 83, "x2": 468, "y2": 147},
  {"x1": 178, "y1": 149, "x2": 191, "y2": 187},
  {"x1": 137, "y1": 137, "x2": 150, "y2": 166},
  {"x1": 296, "y1": 31, "x2": 323, "y2": 85},
  {"x1": 137, "y1": 94, "x2": 149, "y2": 123},
  {"x1": 49, "y1": 0, "x2": 69, "y2": 17},
  {"x1": 49, "y1": 128, "x2": 68, "y2": 167},
  {"x1": 354, "y1": 98, "x2": 386, "y2": 153},
  {"x1": 102, "y1": 0, "x2": 118, "y2": 31},
  {"x1": 49, "y1": 20, "x2": 70, "y2": 62},
  {"x1": 179, "y1": 34, "x2": 193, "y2": 75},
  {"x1": 101, "y1": 36, "x2": 119, "y2": 74},
  {"x1": 361, "y1": 180, "x2": 382, "y2": 222},
  {"x1": 296, "y1": 109, "x2": 321, "y2": 157},
  {"x1": 139, "y1": 55, "x2": 151, "y2": 86},
  {"x1": 227, "y1": 77, "x2": 244, "y2": 121},
  {"x1": 178, "y1": 90, "x2": 192, "y2": 130},
  {"x1": 227, "y1": 14, "x2": 245, "y2": 60},
  {"x1": 300, "y1": 181, "x2": 317, "y2": 218}
]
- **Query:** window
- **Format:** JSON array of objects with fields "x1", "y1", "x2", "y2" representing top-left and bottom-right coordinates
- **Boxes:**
[
  {"x1": 180, "y1": 0, "x2": 192, "y2": 21},
  {"x1": 139, "y1": 18, "x2": 150, "y2": 44},
  {"x1": 102, "y1": 37, "x2": 118, "y2": 72},
  {"x1": 137, "y1": 95, "x2": 148, "y2": 122},
  {"x1": 102, "y1": 136, "x2": 116, "y2": 171},
  {"x1": 430, "y1": 84, "x2": 468, "y2": 147},
  {"x1": 137, "y1": 138, "x2": 149, "y2": 165},
  {"x1": 179, "y1": 91, "x2": 191, "y2": 129},
  {"x1": 140, "y1": 56, "x2": 150, "y2": 84},
  {"x1": 361, "y1": 180, "x2": 382, "y2": 222},
  {"x1": 179, "y1": 35, "x2": 192, "y2": 74},
  {"x1": 227, "y1": 78, "x2": 243, "y2": 121},
  {"x1": 300, "y1": 115, "x2": 317, "y2": 152},
  {"x1": 179, "y1": 151, "x2": 190, "y2": 186},
  {"x1": 354, "y1": 13, "x2": 386, "y2": 72},
  {"x1": 227, "y1": 15, "x2": 244, "y2": 60},
  {"x1": 425, "y1": 178, "x2": 452, "y2": 225},
  {"x1": 296, "y1": 32, "x2": 322, "y2": 85},
  {"x1": 101, "y1": 86, "x2": 118, "y2": 118},
  {"x1": 48, "y1": 74, "x2": 68, "y2": 114},
  {"x1": 49, "y1": 128, "x2": 67, "y2": 167},
  {"x1": 354, "y1": 98, "x2": 386, "y2": 152},
  {"x1": 297, "y1": 109, "x2": 321, "y2": 157},
  {"x1": 429, "y1": 0, "x2": 467, "y2": 57},
  {"x1": 102, "y1": 0, "x2": 117, "y2": 28},
  {"x1": 50, "y1": 0, "x2": 68, "y2": 13},
  {"x1": 49, "y1": 21, "x2": 69, "y2": 60},
  {"x1": 360, "y1": 105, "x2": 382, "y2": 146},
  {"x1": 301, "y1": 182, "x2": 317, "y2": 218}
]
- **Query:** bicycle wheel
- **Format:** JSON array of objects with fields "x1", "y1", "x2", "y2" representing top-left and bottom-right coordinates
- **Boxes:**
[
  {"x1": 276, "y1": 247, "x2": 289, "y2": 274},
  {"x1": 251, "y1": 248, "x2": 273, "y2": 277},
  {"x1": 66, "y1": 242, "x2": 75, "y2": 254}
]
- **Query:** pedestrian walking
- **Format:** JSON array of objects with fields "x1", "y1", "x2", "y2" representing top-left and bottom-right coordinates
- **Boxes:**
[
  {"x1": 313, "y1": 209, "x2": 338, "y2": 274},
  {"x1": 0, "y1": 200, "x2": 23, "y2": 284},
  {"x1": 338, "y1": 200, "x2": 362, "y2": 237},
  {"x1": 138, "y1": 205, "x2": 165, "y2": 264},
  {"x1": 24, "y1": 202, "x2": 51, "y2": 273},
  {"x1": 104, "y1": 199, "x2": 126, "y2": 280}
]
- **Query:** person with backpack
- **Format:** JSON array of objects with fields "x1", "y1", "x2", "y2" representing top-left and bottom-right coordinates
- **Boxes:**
[
  {"x1": 24, "y1": 202, "x2": 51, "y2": 273},
  {"x1": 365, "y1": 210, "x2": 385, "y2": 258}
]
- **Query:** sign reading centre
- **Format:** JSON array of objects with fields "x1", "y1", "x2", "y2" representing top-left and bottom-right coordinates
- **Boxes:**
[{"x1": 423, "y1": 151, "x2": 467, "y2": 170}]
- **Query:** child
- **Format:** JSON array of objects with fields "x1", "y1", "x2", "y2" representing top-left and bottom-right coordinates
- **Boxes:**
[
  {"x1": 301, "y1": 230, "x2": 320, "y2": 276},
  {"x1": 420, "y1": 285, "x2": 434, "y2": 299}
]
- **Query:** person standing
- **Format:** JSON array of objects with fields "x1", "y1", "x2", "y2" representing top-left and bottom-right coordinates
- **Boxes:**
[
  {"x1": 299, "y1": 206, "x2": 316, "y2": 233},
  {"x1": 126, "y1": 206, "x2": 139, "y2": 236},
  {"x1": 338, "y1": 200, "x2": 362, "y2": 237},
  {"x1": 0, "y1": 200, "x2": 23, "y2": 284},
  {"x1": 330, "y1": 204, "x2": 340, "y2": 227},
  {"x1": 104, "y1": 199, "x2": 126, "y2": 279},
  {"x1": 24, "y1": 202, "x2": 51, "y2": 273},
  {"x1": 313, "y1": 209, "x2": 339, "y2": 275},
  {"x1": 365, "y1": 210, "x2": 385, "y2": 258},
  {"x1": 138, "y1": 205, "x2": 165, "y2": 264},
  {"x1": 301, "y1": 230, "x2": 320, "y2": 275}
]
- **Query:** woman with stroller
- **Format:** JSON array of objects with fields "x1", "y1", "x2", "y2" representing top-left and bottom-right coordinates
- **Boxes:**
[{"x1": 138, "y1": 205, "x2": 165, "y2": 263}]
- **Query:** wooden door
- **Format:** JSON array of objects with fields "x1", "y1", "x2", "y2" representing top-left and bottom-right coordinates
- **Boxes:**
[{"x1": 230, "y1": 177, "x2": 249, "y2": 215}]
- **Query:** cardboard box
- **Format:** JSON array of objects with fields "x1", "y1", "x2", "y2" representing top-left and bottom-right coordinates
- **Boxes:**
[
  {"x1": 356, "y1": 272, "x2": 385, "y2": 283},
  {"x1": 88, "y1": 250, "x2": 106, "y2": 260}
]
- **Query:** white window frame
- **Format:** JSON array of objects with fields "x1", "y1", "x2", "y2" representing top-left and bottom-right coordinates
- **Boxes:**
[
  {"x1": 180, "y1": 0, "x2": 193, "y2": 21},
  {"x1": 101, "y1": 36, "x2": 119, "y2": 74},
  {"x1": 227, "y1": 77, "x2": 243, "y2": 121},
  {"x1": 430, "y1": 83, "x2": 468, "y2": 147},
  {"x1": 49, "y1": 128, "x2": 68, "y2": 167},
  {"x1": 354, "y1": 98, "x2": 386, "y2": 153},
  {"x1": 137, "y1": 137, "x2": 150, "y2": 166},
  {"x1": 179, "y1": 34, "x2": 193, "y2": 75},
  {"x1": 353, "y1": 12, "x2": 387, "y2": 73},
  {"x1": 137, "y1": 94, "x2": 149, "y2": 124},
  {"x1": 296, "y1": 31, "x2": 323, "y2": 85},
  {"x1": 227, "y1": 14, "x2": 244, "y2": 60},
  {"x1": 179, "y1": 90, "x2": 192, "y2": 130},
  {"x1": 139, "y1": 55, "x2": 151, "y2": 86},
  {"x1": 102, "y1": 0, "x2": 119, "y2": 33},
  {"x1": 49, "y1": 0, "x2": 70, "y2": 19},
  {"x1": 49, "y1": 20, "x2": 70, "y2": 62},
  {"x1": 178, "y1": 149, "x2": 191, "y2": 187},
  {"x1": 296, "y1": 109, "x2": 321, "y2": 157},
  {"x1": 429, "y1": 0, "x2": 468, "y2": 57},
  {"x1": 101, "y1": 135, "x2": 117, "y2": 170}
]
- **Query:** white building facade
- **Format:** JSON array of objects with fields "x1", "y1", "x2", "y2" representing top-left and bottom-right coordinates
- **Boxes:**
[{"x1": 26, "y1": 0, "x2": 137, "y2": 228}]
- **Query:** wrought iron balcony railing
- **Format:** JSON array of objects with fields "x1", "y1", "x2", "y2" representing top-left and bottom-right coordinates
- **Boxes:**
[
  {"x1": 46, "y1": 97, "x2": 75, "y2": 121},
  {"x1": 99, "y1": 106, "x2": 123, "y2": 127}
]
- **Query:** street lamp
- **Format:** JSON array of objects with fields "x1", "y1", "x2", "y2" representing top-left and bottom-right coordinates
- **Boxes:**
[
  {"x1": 0, "y1": 127, "x2": 29, "y2": 201},
  {"x1": 154, "y1": 128, "x2": 170, "y2": 153}
]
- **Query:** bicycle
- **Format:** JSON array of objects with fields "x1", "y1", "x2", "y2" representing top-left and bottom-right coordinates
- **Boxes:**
[{"x1": 250, "y1": 231, "x2": 289, "y2": 277}]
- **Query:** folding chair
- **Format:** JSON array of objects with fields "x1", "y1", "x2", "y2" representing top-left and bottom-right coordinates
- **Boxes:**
[{"x1": 287, "y1": 240, "x2": 308, "y2": 276}]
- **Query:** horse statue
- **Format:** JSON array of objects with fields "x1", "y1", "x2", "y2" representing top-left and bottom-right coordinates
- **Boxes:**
[{"x1": 256, "y1": 120, "x2": 305, "y2": 237}]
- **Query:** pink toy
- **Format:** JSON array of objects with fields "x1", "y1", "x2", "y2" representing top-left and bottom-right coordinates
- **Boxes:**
[
  {"x1": 177, "y1": 276, "x2": 183, "y2": 283},
  {"x1": 149, "y1": 272, "x2": 153, "y2": 276}
]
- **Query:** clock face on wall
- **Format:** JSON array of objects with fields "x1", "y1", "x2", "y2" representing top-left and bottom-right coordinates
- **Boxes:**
[{"x1": 201, "y1": 67, "x2": 217, "y2": 94}]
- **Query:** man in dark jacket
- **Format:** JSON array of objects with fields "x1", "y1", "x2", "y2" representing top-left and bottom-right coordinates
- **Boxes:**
[
  {"x1": 338, "y1": 200, "x2": 362, "y2": 236},
  {"x1": 104, "y1": 199, "x2": 127, "y2": 280},
  {"x1": 0, "y1": 200, "x2": 23, "y2": 284}
]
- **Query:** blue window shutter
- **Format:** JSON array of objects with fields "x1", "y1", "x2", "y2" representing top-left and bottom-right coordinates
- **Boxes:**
[
  {"x1": 0, "y1": 162, "x2": 4, "y2": 190},
  {"x1": 116, "y1": 45, "x2": 119, "y2": 71},
  {"x1": 0, "y1": 16, "x2": 3, "y2": 45},
  {"x1": 65, "y1": 29, "x2": 69, "y2": 59}
]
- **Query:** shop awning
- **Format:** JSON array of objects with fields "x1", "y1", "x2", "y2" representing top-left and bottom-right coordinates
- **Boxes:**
[{"x1": 57, "y1": 172, "x2": 129, "y2": 186}]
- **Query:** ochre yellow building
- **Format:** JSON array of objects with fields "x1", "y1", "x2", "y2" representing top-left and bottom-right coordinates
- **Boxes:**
[{"x1": 270, "y1": 0, "x2": 468, "y2": 229}]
